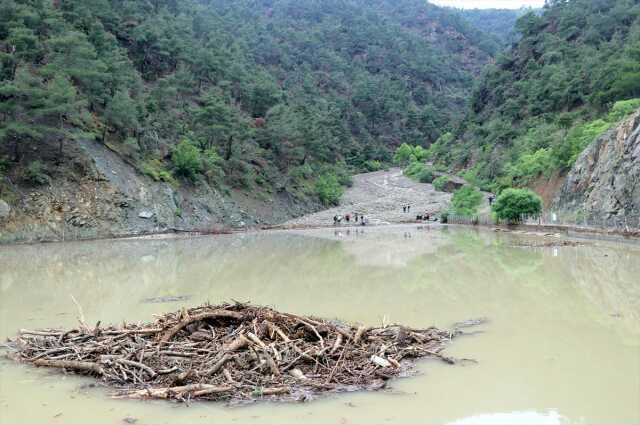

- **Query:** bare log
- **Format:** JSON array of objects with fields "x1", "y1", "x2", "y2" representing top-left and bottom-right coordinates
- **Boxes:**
[
  {"x1": 116, "y1": 384, "x2": 233, "y2": 399},
  {"x1": 33, "y1": 359, "x2": 103, "y2": 375}
]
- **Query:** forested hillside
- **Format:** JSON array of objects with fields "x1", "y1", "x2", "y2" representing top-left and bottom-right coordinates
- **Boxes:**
[
  {"x1": 455, "y1": 8, "x2": 527, "y2": 46},
  {"x1": 0, "y1": 0, "x2": 500, "y2": 209},
  {"x1": 430, "y1": 0, "x2": 640, "y2": 193}
]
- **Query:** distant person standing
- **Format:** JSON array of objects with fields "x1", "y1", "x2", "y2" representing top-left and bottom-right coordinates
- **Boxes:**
[
  {"x1": 345, "y1": 214, "x2": 350, "y2": 223},
  {"x1": 407, "y1": 205, "x2": 411, "y2": 213},
  {"x1": 403, "y1": 206, "x2": 406, "y2": 213},
  {"x1": 488, "y1": 195, "x2": 495, "y2": 206}
]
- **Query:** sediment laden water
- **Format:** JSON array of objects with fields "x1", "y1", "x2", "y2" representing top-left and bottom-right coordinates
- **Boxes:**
[{"x1": 0, "y1": 226, "x2": 638, "y2": 425}]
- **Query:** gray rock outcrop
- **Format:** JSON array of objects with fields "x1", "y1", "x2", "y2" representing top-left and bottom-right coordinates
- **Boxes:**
[{"x1": 554, "y1": 110, "x2": 640, "y2": 225}]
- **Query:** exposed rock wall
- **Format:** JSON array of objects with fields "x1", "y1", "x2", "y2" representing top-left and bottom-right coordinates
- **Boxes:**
[
  {"x1": 0, "y1": 139, "x2": 320, "y2": 243},
  {"x1": 554, "y1": 110, "x2": 640, "y2": 224}
]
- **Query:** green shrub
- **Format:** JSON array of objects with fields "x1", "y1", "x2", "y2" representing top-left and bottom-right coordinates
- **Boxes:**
[
  {"x1": 202, "y1": 148, "x2": 225, "y2": 182},
  {"x1": 172, "y1": 139, "x2": 203, "y2": 181},
  {"x1": 315, "y1": 173, "x2": 344, "y2": 206},
  {"x1": 433, "y1": 175, "x2": 449, "y2": 191},
  {"x1": 413, "y1": 145, "x2": 428, "y2": 162},
  {"x1": 492, "y1": 188, "x2": 542, "y2": 223},
  {"x1": 418, "y1": 167, "x2": 435, "y2": 183},
  {"x1": 335, "y1": 169, "x2": 353, "y2": 187},
  {"x1": 403, "y1": 161, "x2": 435, "y2": 183},
  {"x1": 404, "y1": 161, "x2": 425, "y2": 178},
  {"x1": 554, "y1": 119, "x2": 611, "y2": 167},
  {"x1": 607, "y1": 98, "x2": 640, "y2": 122},
  {"x1": 394, "y1": 143, "x2": 428, "y2": 165},
  {"x1": 393, "y1": 143, "x2": 414, "y2": 165},
  {"x1": 24, "y1": 161, "x2": 49, "y2": 185},
  {"x1": 508, "y1": 148, "x2": 554, "y2": 183},
  {"x1": 452, "y1": 186, "x2": 483, "y2": 216},
  {"x1": 289, "y1": 164, "x2": 314, "y2": 181}
]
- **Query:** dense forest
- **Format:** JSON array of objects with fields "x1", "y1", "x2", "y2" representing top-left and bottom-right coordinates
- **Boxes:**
[
  {"x1": 0, "y1": 0, "x2": 503, "y2": 205},
  {"x1": 430, "y1": 0, "x2": 640, "y2": 192},
  {"x1": 454, "y1": 7, "x2": 527, "y2": 46}
]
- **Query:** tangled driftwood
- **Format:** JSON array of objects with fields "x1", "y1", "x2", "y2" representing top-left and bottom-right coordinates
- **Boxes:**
[{"x1": 5, "y1": 303, "x2": 478, "y2": 404}]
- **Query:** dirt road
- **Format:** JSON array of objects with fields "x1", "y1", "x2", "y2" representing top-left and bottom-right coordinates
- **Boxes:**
[{"x1": 286, "y1": 168, "x2": 453, "y2": 226}]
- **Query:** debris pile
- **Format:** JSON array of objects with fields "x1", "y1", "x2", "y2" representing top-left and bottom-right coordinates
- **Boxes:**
[{"x1": 6, "y1": 303, "x2": 471, "y2": 404}]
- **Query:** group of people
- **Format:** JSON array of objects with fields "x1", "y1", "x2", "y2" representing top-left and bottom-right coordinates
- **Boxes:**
[
  {"x1": 333, "y1": 212, "x2": 367, "y2": 226},
  {"x1": 403, "y1": 205, "x2": 438, "y2": 222}
]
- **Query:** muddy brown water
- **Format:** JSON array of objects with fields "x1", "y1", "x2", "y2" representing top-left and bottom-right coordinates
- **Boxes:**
[{"x1": 0, "y1": 225, "x2": 638, "y2": 425}]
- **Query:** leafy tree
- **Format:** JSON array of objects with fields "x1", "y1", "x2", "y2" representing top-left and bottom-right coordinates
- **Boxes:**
[{"x1": 492, "y1": 188, "x2": 542, "y2": 223}]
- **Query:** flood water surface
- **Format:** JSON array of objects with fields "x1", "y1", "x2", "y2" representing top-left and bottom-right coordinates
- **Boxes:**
[{"x1": 0, "y1": 226, "x2": 639, "y2": 425}]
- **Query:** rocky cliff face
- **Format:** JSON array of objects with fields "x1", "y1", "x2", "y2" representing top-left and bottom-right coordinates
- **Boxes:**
[
  {"x1": 0, "y1": 139, "x2": 319, "y2": 243},
  {"x1": 554, "y1": 110, "x2": 640, "y2": 225}
]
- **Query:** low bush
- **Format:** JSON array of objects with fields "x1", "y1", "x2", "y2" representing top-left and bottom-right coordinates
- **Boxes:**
[{"x1": 141, "y1": 159, "x2": 178, "y2": 187}]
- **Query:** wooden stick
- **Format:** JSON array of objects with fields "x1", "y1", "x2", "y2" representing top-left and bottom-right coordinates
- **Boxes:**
[
  {"x1": 246, "y1": 332, "x2": 267, "y2": 349},
  {"x1": 265, "y1": 321, "x2": 291, "y2": 342},
  {"x1": 354, "y1": 326, "x2": 369, "y2": 344},
  {"x1": 115, "y1": 384, "x2": 233, "y2": 399},
  {"x1": 206, "y1": 353, "x2": 231, "y2": 376},
  {"x1": 115, "y1": 358, "x2": 157, "y2": 378},
  {"x1": 330, "y1": 333, "x2": 343, "y2": 355}
]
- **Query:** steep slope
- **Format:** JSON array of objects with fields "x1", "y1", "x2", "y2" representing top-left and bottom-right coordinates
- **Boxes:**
[
  {"x1": 431, "y1": 0, "x2": 640, "y2": 193},
  {"x1": 554, "y1": 109, "x2": 640, "y2": 225},
  {"x1": 0, "y1": 0, "x2": 500, "y2": 241}
]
